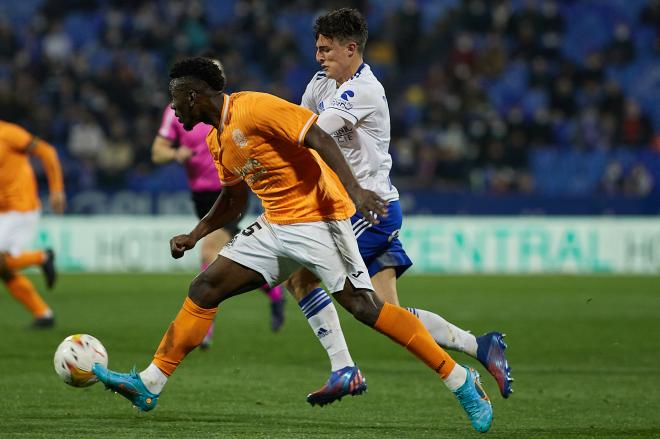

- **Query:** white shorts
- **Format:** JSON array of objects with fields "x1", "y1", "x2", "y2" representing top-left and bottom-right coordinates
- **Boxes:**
[
  {"x1": 0, "y1": 210, "x2": 40, "y2": 256},
  {"x1": 220, "y1": 215, "x2": 373, "y2": 293}
]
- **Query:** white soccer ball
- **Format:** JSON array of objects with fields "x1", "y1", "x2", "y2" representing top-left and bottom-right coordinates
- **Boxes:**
[{"x1": 53, "y1": 334, "x2": 108, "y2": 387}]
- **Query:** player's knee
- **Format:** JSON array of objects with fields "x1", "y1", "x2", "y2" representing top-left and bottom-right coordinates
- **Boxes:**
[
  {"x1": 188, "y1": 271, "x2": 223, "y2": 308},
  {"x1": 0, "y1": 253, "x2": 14, "y2": 281},
  {"x1": 284, "y1": 272, "x2": 320, "y2": 302},
  {"x1": 345, "y1": 289, "x2": 381, "y2": 326}
]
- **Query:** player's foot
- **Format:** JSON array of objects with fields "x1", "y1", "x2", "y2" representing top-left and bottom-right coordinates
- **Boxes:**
[
  {"x1": 41, "y1": 249, "x2": 56, "y2": 290},
  {"x1": 476, "y1": 331, "x2": 513, "y2": 398},
  {"x1": 307, "y1": 364, "x2": 367, "y2": 407},
  {"x1": 199, "y1": 322, "x2": 214, "y2": 351},
  {"x1": 31, "y1": 315, "x2": 55, "y2": 329},
  {"x1": 92, "y1": 364, "x2": 159, "y2": 412},
  {"x1": 452, "y1": 366, "x2": 493, "y2": 433},
  {"x1": 270, "y1": 296, "x2": 285, "y2": 332}
]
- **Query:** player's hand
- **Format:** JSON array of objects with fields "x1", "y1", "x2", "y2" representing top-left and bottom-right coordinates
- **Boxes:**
[
  {"x1": 174, "y1": 148, "x2": 194, "y2": 164},
  {"x1": 49, "y1": 191, "x2": 66, "y2": 214},
  {"x1": 351, "y1": 188, "x2": 388, "y2": 225},
  {"x1": 170, "y1": 234, "x2": 196, "y2": 259}
]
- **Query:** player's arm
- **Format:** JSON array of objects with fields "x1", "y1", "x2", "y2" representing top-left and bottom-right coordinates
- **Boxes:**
[
  {"x1": 304, "y1": 123, "x2": 387, "y2": 224},
  {"x1": 170, "y1": 181, "x2": 248, "y2": 259},
  {"x1": 28, "y1": 138, "x2": 66, "y2": 214},
  {"x1": 151, "y1": 135, "x2": 192, "y2": 164}
]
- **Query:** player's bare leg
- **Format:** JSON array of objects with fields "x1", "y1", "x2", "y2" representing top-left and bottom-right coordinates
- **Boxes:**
[
  {"x1": 1, "y1": 253, "x2": 54, "y2": 327},
  {"x1": 369, "y1": 267, "x2": 399, "y2": 305},
  {"x1": 198, "y1": 227, "x2": 232, "y2": 350},
  {"x1": 333, "y1": 279, "x2": 492, "y2": 432},
  {"x1": 92, "y1": 256, "x2": 265, "y2": 411},
  {"x1": 371, "y1": 267, "x2": 513, "y2": 398},
  {"x1": 2, "y1": 249, "x2": 57, "y2": 289}
]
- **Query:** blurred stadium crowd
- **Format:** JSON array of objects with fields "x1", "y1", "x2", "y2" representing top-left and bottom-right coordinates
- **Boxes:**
[{"x1": 1, "y1": 0, "x2": 659, "y2": 200}]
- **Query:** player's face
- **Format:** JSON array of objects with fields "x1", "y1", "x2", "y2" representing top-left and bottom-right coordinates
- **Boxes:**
[
  {"x1": 315, "y1": 35, "x2": 356, "y2": 82},
  {"x1": 169, "y1": 83, "x2": 200, "y2": 131}
]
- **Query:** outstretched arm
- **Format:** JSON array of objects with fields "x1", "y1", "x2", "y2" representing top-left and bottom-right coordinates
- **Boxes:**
[
  {"x1": 170, "y1": 181, "x2": 248, "y2": 258},
  {"x1": 303, "y1": 123, "x2": 388, "y2": 223},
  {"x1": 29, "y1": 138, "x2": 66, "y2": 214},
  {"x1": 151, "y1": 135, "x2": 193, "y2": 164}
]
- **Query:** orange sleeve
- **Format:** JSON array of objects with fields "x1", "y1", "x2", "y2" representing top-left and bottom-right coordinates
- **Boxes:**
[
  {"x1": 250, "y1": 93, "x2": 318, "y2": 147},
  {"x1": 1, "y1": 121, "x2": 34, "y2": 151},
  {"x1": 30, "y1": 139, "x2": 64, "y2": 194},
  {"x1": 206, "y1": 128, "x2": 241, "y2": 186}
]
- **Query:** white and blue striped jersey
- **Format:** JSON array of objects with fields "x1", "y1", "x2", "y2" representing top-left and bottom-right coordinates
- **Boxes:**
[{"x1": 300, "y1": 63, "x2": 399, "y2": 202}]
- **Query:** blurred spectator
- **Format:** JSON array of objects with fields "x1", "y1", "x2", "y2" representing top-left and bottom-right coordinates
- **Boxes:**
[
  {"x1": 624, "y1": 164, "x2": 654, "y2": 197},
  {"x1": 640, "y1": 0, "x2": 660, "y2": 29},
  {"x1": 42, "y1": 21, "x2": 73, "y2": 64},
  {"x1": 0, "y1": 0, "x2": 655, "y2": 200},
  {"x1": 606, "y1": 23, "x2": 635, "y2": 65},
  {"x1": 617, "y1": 100, "x2": 653, "y2": 147},
  {"x1": 601, "y1": 160, "x2": 625, "y2": 194},
  {"x1": 391, "y1": 0, "x2": 421, "y2": 66},
  {"x1": 96, "y1": 119, "x2": 134, "y2": 189},
  {"x1": 67, "y1": 107, "x2": 106, "y2": 160}
]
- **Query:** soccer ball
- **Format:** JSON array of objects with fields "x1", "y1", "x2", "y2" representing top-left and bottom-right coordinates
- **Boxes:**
[{"x1": 53, "y1": 334, "x2": 108, "y2": 387}]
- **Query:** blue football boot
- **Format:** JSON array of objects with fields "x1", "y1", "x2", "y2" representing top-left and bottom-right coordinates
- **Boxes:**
[
  {"x1": 476, "y1": 332, "x2": 513, "y2": 398},
  {"x1": 307, "y1": 365, "x2": 367, "y2": 406},
  {"x1": 453, "y1": 366, "x2": 493, "y2": 433},
  {"x1": 92, "y1": 363, "x2": 159, "y2": 412}
]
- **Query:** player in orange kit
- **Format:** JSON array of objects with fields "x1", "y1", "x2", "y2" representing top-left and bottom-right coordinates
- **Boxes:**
[
  {"x1": 92, "y1": 57, "x2": 492, "y2": 432},
  {"x1": 0, "y1": 120, "x2": 66, "y2": 328}
]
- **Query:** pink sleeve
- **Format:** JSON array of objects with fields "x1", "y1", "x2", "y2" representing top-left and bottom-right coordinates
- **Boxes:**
[{"x1": 158, "y1": 107, "x2": 179, "y2": 141}]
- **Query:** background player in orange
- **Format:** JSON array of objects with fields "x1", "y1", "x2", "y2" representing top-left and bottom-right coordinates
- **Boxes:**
[
  {"x1": 92, "y1": 57, "x2": 493, "y2": 432},
  {"x1": 0, "y1": 120, "x2": 66, "y2": 328}
]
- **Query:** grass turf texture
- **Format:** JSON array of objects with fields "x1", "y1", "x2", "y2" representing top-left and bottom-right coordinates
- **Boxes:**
[{"x1": 1, "y1": 274, "x2": 659, "y2": 439}]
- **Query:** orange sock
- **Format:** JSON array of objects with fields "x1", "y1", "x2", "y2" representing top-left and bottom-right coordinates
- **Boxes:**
[
  {"x1": 374, "y1": 302, "x2": 457, "y2": 379},
  {"x1": 4, "y1": 251, "x2": 45, "y2": 271},
  {"x1": 4, "y1": 274, "x2": 50, "y2": 317},
  {"x1": 153, "y1": 297, "x2": 218, "y2": 376}
]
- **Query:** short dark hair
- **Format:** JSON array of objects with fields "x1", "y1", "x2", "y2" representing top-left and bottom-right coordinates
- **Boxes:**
[
  {"x1": 169, "y1": 57, "x2": 226, "y2": 92},
  {"x1": 314, "y1": 8, "x2": 368, "y2": 53}
]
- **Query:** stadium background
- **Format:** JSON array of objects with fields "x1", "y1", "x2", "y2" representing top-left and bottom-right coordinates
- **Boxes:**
[
  {"x1": 1, "y1": 0, "x2": 659, "y2": 273},
  {"x1": 1, "y1": 1, "x2": 660, "y2": 438}
]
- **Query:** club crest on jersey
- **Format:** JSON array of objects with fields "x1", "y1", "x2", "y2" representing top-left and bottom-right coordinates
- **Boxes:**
[{"x1": 232, "y1": 129, "x2": 248, "y2": 148}]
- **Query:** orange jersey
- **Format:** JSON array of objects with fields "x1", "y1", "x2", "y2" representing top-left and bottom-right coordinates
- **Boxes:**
[
  {"x1": 0, "y1": 120, "x2": 63, "y2": 212},
  {"x1": 206, "y1": 92, "x2": 355, "y2": 224}
]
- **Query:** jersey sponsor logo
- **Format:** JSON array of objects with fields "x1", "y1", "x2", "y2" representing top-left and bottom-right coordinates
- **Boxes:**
[
  {"x1": 332, "y1": 125, "x2": 354, "y2": 143},
  {"x1": 234, "y1": 157, "x2": 267, "y2": 185},
  {"x1": 340, "y1": 90, "x2": 355, "y2": 101},
  {"x1": 331, "y1": 90, "x2": 355, "y2": 111},
  {"x1": 232, "y1": 129, "x2": 248, "y2": 148},
  {"x1": 331, "y1": 97, "x2": 353, "y2": 110}
]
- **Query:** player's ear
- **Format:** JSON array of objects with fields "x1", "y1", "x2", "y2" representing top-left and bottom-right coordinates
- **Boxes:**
[
  {"x1": 188, "y1": 90, "x2": 196, "y2": 107},
  {"x1": 346, "y1": 41, "x2": 358, "y2": 57}
]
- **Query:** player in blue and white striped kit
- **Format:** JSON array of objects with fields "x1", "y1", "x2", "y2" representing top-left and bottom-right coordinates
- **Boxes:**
[{"x1": 285, "y1": 8, "x2": 513, "y2": 413}]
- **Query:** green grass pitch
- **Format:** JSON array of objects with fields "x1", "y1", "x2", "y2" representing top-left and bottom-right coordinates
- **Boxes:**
[{"x1": 1, "y1": 274, "x2": 659, "y2": 438}]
